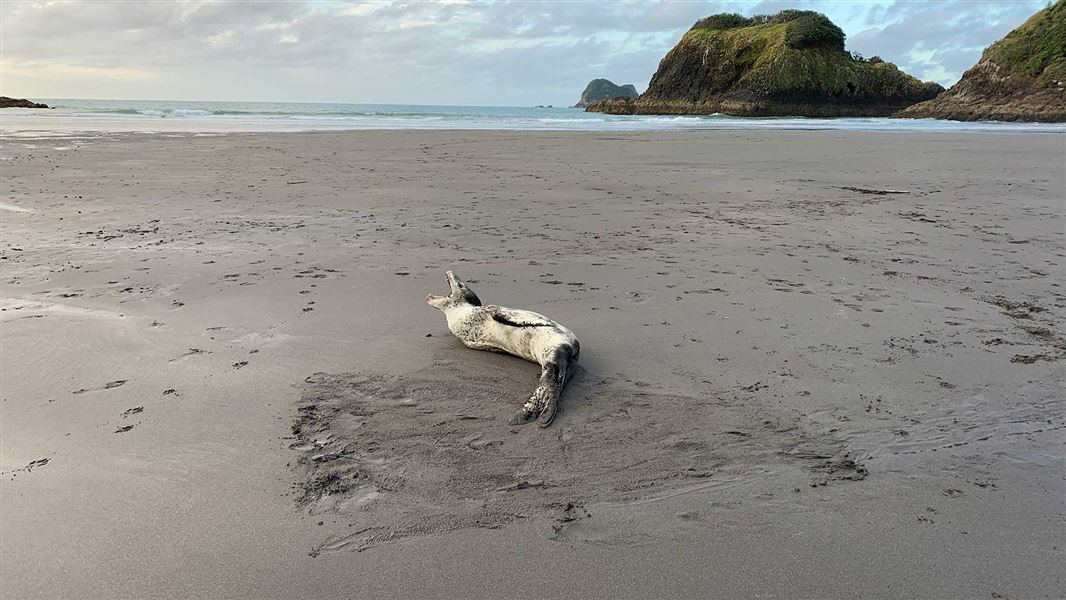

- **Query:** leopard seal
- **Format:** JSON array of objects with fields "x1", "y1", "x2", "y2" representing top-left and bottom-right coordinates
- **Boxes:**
[{"x1": 427, "y1": 271, "x2": 579, "y2": 427}]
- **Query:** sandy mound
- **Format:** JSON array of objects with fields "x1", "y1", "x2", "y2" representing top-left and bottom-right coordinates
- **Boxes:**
[{"x1": 291, "y1": 360, "x2": 865, "y2": 555}]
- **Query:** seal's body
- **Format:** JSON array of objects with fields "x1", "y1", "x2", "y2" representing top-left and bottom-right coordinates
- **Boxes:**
[{"x1": 427, "y1": 271, "x2": 579, "y2": 427}]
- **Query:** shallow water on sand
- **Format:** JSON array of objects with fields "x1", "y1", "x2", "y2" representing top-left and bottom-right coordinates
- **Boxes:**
[{"x1": 3, "y1": 98, "x2": 1065, "y2": 135}]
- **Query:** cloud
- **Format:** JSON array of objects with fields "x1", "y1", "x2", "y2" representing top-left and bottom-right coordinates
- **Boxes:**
[
  {"x1": 0, "y1": 59, "x2": 157, "y2": 82},
  {"x1": 847, "y1": 0, "x2": 1045, "y2": 86},
  {"x1": 0, "y1": 0, "x2": 1049, "y2": 104}
]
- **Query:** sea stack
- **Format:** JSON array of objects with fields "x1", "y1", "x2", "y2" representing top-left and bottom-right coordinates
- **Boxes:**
[
  {"x1": 574, "y1": 79, "x2": 639, "y2": 108},
  {"x1": 0, "y1": 96, "x2": 51, "y2": 109},
  {"x1": 586, "y1": 10, "x2": 943, "y2": 117},
  {"x1": 897, "y1": 0, "x2": 1065, "y2": 122}
]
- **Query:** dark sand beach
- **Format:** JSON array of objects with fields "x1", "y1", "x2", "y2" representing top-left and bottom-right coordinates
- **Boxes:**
[{"x1": 1, "y1": 130, "x2": 1064, "y2": 598}]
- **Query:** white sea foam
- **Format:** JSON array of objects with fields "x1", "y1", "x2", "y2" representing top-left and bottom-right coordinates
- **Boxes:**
[
  {"x1": 169, "y1": 109, "x2": 214, "y2": 117},
  {"x1": 136, "y1": 108, "x2": 214, "y2": 117},
  {"x1": 1, "y1": 99, "x2": 1062, "y2": 137}
]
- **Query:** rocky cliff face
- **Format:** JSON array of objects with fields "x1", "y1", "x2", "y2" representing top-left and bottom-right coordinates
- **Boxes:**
[
  {"x1": 0, "y1": 96, "x2": 50, "y2": 109},
  {"x1": 574, "y1": 79, "x2": 638, "y2": 108},
  {"x1": 897, "y1": 0, "x2": 1065, "y2": 122},
  {"x1": 587, "y1": 10, "x2": 942, "y2": 117}
]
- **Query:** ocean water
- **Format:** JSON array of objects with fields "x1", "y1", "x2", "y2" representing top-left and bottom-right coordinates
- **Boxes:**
[{"x1": 2, "y1": 98, "x2": 1063, "y2": 136}]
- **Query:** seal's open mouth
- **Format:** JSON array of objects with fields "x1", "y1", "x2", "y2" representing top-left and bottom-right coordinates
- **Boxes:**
[{"x1": 426, "y1": 270, "x2": 459, "y2": 306}]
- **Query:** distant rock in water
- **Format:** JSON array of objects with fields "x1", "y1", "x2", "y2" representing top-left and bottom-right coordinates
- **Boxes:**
[
  {"x1": 0, "y1": 96, "x2": 50, "y2": 109},
  {"x1": 574, "y1": 79, "x2": 638, "y2": 108},
  {"x1": 897, "y1": 0, "x2": 1065, "y2": 123},
  {"x1": 586, "y1": 10, "x2": 942, "y2": 117}
]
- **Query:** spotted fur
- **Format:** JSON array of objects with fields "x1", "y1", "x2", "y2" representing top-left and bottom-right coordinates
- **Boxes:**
[{"x1": 427, "y1": 271, "x2": 579, "y2": 427}]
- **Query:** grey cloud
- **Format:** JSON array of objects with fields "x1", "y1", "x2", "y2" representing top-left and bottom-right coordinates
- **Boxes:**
[
  {"x1": 0, "y1": 0, "x2": 1050, "y2": 105},
  {"x1": 467, "y1": 1, "x2": 726, "y2": 39},
  {"x1": 848, "y1": 0, "x2": 1044, "y2": 84}
]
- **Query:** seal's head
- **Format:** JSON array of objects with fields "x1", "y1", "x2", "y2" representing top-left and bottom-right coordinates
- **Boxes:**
[{"x1": 427, "y1": 270, "x2": 482, "y2": 310}]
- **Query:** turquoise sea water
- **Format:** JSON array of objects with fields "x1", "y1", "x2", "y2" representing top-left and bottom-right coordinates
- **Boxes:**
[{"x1": 2, "y1": 98, "x2": 1063, "y2": 135}]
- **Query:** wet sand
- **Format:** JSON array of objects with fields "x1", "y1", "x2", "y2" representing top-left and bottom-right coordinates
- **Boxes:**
[{"x1": 1, "y1": 130, "x2": 1064, "y2": 598}]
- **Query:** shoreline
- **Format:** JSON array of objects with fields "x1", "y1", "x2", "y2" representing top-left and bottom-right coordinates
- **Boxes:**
[
  {"x1": 2, "y1": 129, "x2": 1063, "y2": 598},
  {"x1": 3, "y1": 103, "x2": 1066, "y2": 137}
]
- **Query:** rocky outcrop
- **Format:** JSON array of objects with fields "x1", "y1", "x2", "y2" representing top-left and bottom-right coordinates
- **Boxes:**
[
  {"x1": 896, "y1": 0, "x2": 1065, "y2": 122},
  {"x1": 0, "y1": 96, "x2": 50, "y2": 109},
  {"x1": 586, "y1": 10, "x2": 942, "y2": 117},
  {"x1": 574, "y1": 79, "x2": 638, "y2": 108}
]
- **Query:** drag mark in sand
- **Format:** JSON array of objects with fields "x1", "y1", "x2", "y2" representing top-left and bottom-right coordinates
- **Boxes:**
[
  {"x1": 851, "y1": 395, "x2": 1066, "y2": 462},
  {"x1": 0, "y1": 202, "x2": 32, "y2": 213},
  {"x1": 291, "y1": 361, "x2": 866, "y2": 555}
]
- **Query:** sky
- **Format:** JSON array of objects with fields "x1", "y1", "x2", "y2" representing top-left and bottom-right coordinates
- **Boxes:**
[{"x1": 0, "y1": 0, "x2": 1049, "y2": 106}]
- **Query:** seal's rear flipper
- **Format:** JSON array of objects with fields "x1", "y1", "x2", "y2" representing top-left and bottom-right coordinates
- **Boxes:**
[
  {"x1": 508, "y1": 408, "x2": 536, "y2": 426},
  {"x1": 511, "y1": 384, "x2": 553, "y2": 426},
  {"x1": 536, "y1": 395, "x2": 558, "y2": 428}
]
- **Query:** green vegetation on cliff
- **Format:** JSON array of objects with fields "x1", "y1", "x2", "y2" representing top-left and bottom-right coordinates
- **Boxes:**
[
  {"x1": 692, "y1": 10, "x2": 845, "y2": 51},
  {"x1": 897, "y1": 0, "x2": 1065, "y2": 122},
  {"x1": 985, "y1": 0, "x2": 1065, "y2": 83},
  {"x1": 587, "y1": 10, "x2": 942, "y2": 117}
]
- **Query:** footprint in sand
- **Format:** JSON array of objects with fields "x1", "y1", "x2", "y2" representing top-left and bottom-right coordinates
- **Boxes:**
[
  {"x1": 73, "y1": 379, "x2": 128, "y2": 395},
  {"x1": 3, "y1": 458, "x2": 52, "y2": 479},
  {"x1": 114, "y1": 406, "x2": 144, "y2": 433},
  {"x1": 169, "y1": 348, "x2": 207, "y2": 362}
]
